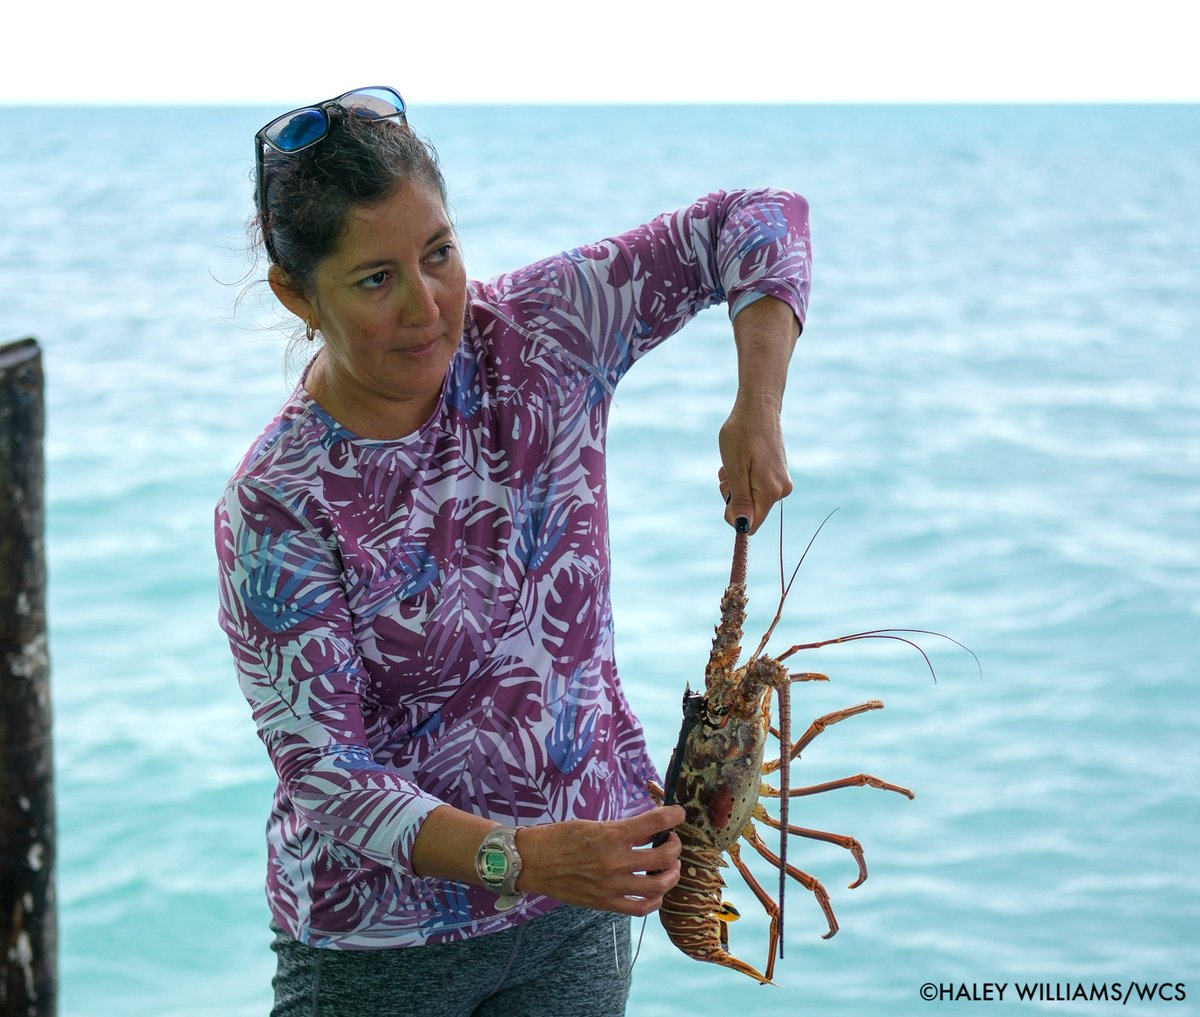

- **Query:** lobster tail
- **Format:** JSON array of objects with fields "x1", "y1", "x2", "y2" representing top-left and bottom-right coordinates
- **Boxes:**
[{"x1": 659, "y1": 843, "x2": 774, "y2": 985}]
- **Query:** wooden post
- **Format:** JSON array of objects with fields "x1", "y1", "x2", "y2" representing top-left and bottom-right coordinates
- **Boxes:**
[{"x1": 0, "y1": 337, "x2": 56, "y2": 1017}]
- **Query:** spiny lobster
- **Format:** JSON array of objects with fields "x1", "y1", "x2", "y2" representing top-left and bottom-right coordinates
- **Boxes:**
[{"x1": 651, "y1": 520, "x2": 972, "y2": 984}]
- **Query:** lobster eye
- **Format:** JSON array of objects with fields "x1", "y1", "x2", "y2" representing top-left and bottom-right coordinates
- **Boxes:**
[{"x1": 704, "y1": 704, "x2": 728, "y2": 727}]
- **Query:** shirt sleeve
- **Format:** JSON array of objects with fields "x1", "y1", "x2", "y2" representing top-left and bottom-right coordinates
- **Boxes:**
[
  {"x1": 215, "y1": 479, "x2": 446, "y2": 876},
  {"x1": 478, "y1": 187, "x2": 811, "y2": 388}
]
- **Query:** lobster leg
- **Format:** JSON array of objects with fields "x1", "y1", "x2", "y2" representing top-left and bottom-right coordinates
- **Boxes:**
[
  {"x1": 726, "y1": 843, "x2": 782, "y2": 983},
  {"x1": 753, "y1": 803, "x2": 869, "y2": 888},
  {"x1": 768, "y1": 773, "x2": 915, "y2": 800},
  {"x1": 768, "y1": 672, "x2": 829, "y2": 959},
  {"x1": 737, "y1": 826, "x2": 839, "y2": 941},
  {"x1": 763, "y1": 700, "x2": 886, "y2": 773}
]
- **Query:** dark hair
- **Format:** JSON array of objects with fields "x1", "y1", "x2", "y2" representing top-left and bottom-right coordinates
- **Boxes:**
[{"x1": 257, "y1": 111, "x2": 448, "y2": 294}]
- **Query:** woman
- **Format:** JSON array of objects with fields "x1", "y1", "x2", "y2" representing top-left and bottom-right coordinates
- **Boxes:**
[{"x1": 215, "y1": 86, "x2": 810, "y2": 1015}]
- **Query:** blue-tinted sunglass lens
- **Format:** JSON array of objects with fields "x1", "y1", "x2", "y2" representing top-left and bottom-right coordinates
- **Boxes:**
[
  {"x1": 267, "y1": 108, "x2": 330, "y2": 152},
  {"x1": 341, "y1": 88, "x2": 405, "y2": 119}
]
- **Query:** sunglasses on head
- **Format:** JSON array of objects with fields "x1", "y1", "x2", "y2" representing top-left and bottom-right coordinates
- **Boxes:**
[{"x1": 254, "y1": 86, "x2": 407, "y2": 256}]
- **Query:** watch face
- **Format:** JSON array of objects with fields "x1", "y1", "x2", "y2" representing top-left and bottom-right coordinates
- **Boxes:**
[{"x1": 480, "y1": 849, "x2": 508, "y2": 880}]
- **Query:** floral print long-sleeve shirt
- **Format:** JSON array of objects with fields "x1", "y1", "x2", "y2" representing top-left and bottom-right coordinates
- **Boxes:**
[{"x1": 215, "y1": 188, "x2": 811, "y2": 948}]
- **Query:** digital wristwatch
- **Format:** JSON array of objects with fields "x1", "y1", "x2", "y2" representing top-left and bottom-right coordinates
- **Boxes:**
[{"x1": 474, "y1": 825, "x2": 525, "y2": 911}]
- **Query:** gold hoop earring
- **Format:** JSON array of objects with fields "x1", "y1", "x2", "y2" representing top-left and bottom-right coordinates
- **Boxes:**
[{"x1": 305, "y1": 320, "x2": 316, "y2": 342}]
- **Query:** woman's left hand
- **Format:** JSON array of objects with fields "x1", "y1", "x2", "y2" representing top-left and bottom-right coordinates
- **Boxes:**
[
  {"x1": 719, "y1": 296, "x2": 799, "y2": 534},
  {"x1": 717, "y1": 401, "x2": 793, "y2": 535}
]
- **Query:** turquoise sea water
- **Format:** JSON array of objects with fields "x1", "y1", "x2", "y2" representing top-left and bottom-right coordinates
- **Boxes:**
[{"x1": 1, "y1": 104, "x2": 1197, "y2": 1015}]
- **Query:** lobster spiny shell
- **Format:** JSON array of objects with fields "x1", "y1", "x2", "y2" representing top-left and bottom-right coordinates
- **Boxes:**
[{"x1": 672, "y1": 684, "x2": 769, "y2": 854}]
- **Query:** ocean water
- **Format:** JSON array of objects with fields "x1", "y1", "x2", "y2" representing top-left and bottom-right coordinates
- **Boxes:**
[{"x1": 1, "y1": 103, "x2": 1197, "y2": 1016}]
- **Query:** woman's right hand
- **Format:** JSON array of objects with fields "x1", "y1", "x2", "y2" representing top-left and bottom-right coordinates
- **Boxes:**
[{"x1": 515, "y1": 806, "x2": 686, "y2": 916}]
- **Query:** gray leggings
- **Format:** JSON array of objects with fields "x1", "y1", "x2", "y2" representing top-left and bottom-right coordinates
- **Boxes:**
[{"x1": 270, "y1": 905, "x2": 632, "y2": 1017}]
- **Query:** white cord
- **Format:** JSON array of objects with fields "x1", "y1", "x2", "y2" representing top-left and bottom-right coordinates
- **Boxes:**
[{"x1": 614, "y1": 915, "x2": 649, "y2": 980}]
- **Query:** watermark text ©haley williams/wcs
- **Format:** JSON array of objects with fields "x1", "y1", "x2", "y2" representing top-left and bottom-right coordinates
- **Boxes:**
[{"x1": 919, "y1": 982, "x2": 1187, "y2": 1005}]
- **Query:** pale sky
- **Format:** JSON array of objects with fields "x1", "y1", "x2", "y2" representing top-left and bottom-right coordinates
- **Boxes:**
[{"x1": 2, "y1": 0, "x2": 1196, "y2": 105}]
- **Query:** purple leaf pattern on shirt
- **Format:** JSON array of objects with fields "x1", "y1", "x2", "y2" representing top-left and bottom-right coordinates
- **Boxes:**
[{"x1": 215, "y1": 189, "x2": 811, "y2": 947}]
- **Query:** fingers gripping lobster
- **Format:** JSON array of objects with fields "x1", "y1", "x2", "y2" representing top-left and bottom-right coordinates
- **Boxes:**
[{"x1": 652, "y1": 526, "x2": 930, "y2": 985}]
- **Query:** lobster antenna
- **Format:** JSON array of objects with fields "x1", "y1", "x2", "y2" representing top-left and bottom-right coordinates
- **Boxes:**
[
  {"x1": 747, "y1": 508, "x2": 840, "y2": 666},
  {"x1": 776, "y1": 628, "x2": 982, "y2": 683},
  {"x1": 777, "y1": 681, "x2": 791, "y2": 961}
]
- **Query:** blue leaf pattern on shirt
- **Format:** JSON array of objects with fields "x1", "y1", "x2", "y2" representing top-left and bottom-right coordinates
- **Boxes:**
[
  {"x1": 214, "y1": 189, "x2": 811, "y2": 948},
  {"x1": 240, "y1": 526, "x2": 330, "y2": 633}
]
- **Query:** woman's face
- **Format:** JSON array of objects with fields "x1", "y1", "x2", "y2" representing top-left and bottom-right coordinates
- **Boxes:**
[{"x1": 275, "y1": 177, "x2": 467, "y2": 436}]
